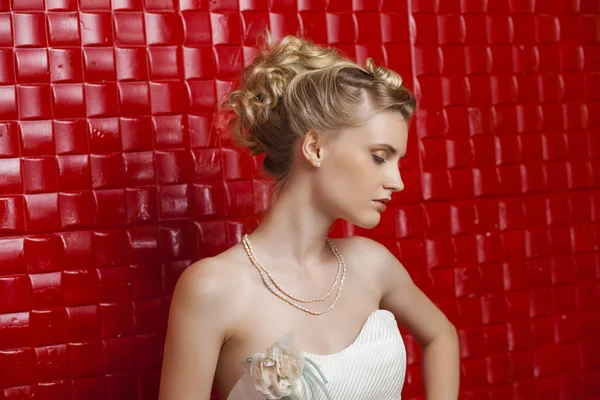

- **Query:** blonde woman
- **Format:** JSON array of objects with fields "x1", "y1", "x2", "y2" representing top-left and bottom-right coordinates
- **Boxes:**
[{"x1": 159, "y1": 34, "x2": 460, "y2": 400}]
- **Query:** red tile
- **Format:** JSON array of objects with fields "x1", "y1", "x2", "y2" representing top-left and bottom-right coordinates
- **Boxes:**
[
  {"x1": 24, "y1": 193, "x2": 61, "y2": 232},
  {"x1": 113, "y1": 12, "x2": 145, "y2": 45},
  {"x1": 185, "y1": 80, "x2": 216, "y2": 114},
  {"x1": 240, "y1": 0, "x2": 268, "y2": 11},
  {"x1": 486, "y1": 354, "x2": 511, "y2": 385},
  {"x1": 121, "y1": 117, "x2": 153, "y2": 151},
  {"x1": 150, "y1": 81, "x2": 185, "y2": 114},
  {"x1": 57, "y1": 155, "x2": 91, "y2": 191},
  {"x1": 214, "y1": 45, "x2": 243, "y2": 79},
  {"x1": 97, "y1": 266, "x2": 131, "y2": 303},
  {"x1": 46, "y1": 0, "x2": 77, "y2": 9},
  {"x1": 0, "y1": 158, "x2": 21, "y2": 196},
  {"x1": 147, "y1": 46, "x2": 179, "y2": 79},
  {"x1": 68, "y1": 341, "x2": 103, "y2": 377},
  {"x1": 47, "y1": 12, "x2": 80, "y2": 46},
  {"x1": 192, "y1": 183, "x2": 226, "y2": 218},
  {"x1": 134, "y1": 334, "x2": 162, "y2": 369},
  {"x1": 35, "y1": 344, "x2": 69, "y2": 382},
  {"x1": 437, "y1": 15, "x2": 464, "y2": 44},
  {"x1": 133, "y1": 298, "x2": 166, "y2": 333},
  {"x1": 24, "y1": 235, "x2": 62, "y2": 275},
  {"x1": 182, "y1": 11, "x2": 211, "y2": 45},
  {"x1": 269, "y1": 12, "x2": 301, "y2": 42},
  {"x1": 112, "y1": 0, "x2": 142, "y2": 10},
  {"x1": 156, "y1": 150, "x2": 191, "y2": 184},
  {"x1": 93, "y1": 189, "x2": 126, "y2": 226},
  {"x1": 80, "y1": 12, "x2": 113, "y2": 46},
  {"x1": 103, "y1": 337, "x2": 134, "y2": 372},
  {"x1": 93, "y1": 230, "x2": 129, "y2": 267},
  {"x1": 29, "y1": 272, "x2": 63, "y2": 309},
  {"x1": 63, "y1": 269, "x2": 99, "y2": 306},
  {"x1": 118, "y1": 82, "x2": 150, "y2": 116},
  {"x1": 182, "y1": 46, "x2": 215, "y2": 79},
  {"x1": 159, "y1": 184, "x2": 190, "y2": 219},
  {"x1": 66, "y1": 304, "x2": 100, "y2": 342},
  {"x1": 115, "y1": 47, "x2": 148, "y2": 80},
  {"x1": 72, "y1": 377, "x2": 105, "y2": 400},
  {"x1": 85, "y1": 83, "x2": 118, "y2": 117},
  {"x1": 0, "y1": 197, "x2": 26, "y2": 235},
  {"x1": 22, "y1": 157, "x2": 58, "y2": 193},
  {"x1": 30, "y1": 308, "x2": 68, "y2": 345},
  {"x1": 54, "y1": 120, "x2": 87, "y2": 154},
  {"x1": 90, "y1": 154, "x2": 124, "y2": 189},
  {"x1": 52, "y1": 83, "x2": 86, "y2": 118},
  {"x1": 14, "y1": 48, "x2": 49, "y2": 84},
  {"x1": 0, "y1": 348, "x2": 36, "y2": 387},
  {"x1": 123, "y1": 151, "x2": 155, "y2": 186},
  {"x1": 0, "y1": 275, "x2": 30, "y2": 313},
  {"x1": 12, "y1": 0, "x2": 44, "y2": 9},
  {"x1": 83, "y1": 47, "x2": 115, "y2": 82},
  {"x1": 49, "y1": 48, "x2": 83, "y2": 83},
  {"x1": 298, "y1": 11, "x2": 328, "y2": 44},
  {"x1": 145, "y1": 12, "x2": 183, "y2": 45},
  {"x1": 144, "y1": 0, "x2": 175, "y2": 10},
  {"x1": 126, "y1": 187, "x2": 158, "y2": 223},
  {"x1": 486, "y1": 16, "x2": 513, "y2": 44},
  {"x1": 13, "y1": 13, "x2": 46, "y2": 47},
  {"x1": 0, "y1": 312, "x2": 30, "y2": 351},
  {"x1": 354, "y1": 12, "x2": 381, "y2": 44},
  {"x1": 158, "y1": 223, "x2": 194, "y2": 261},
  {"x1": 128, "y1": 226, "x2": 158, "y2": 263},
  {"x1": 17, "y1": 85, "x2": 52, "y2": 120},
  {"x1": 151, "y1": 115, "x2": 184, "y2": 148}
]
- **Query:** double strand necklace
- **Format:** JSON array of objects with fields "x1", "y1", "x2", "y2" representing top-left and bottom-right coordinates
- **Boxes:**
[{"x1": 241, "y1": 234, "x2": 346, "y2": 316}]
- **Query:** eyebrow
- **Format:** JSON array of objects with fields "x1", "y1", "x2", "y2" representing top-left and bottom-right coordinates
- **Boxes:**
[{"x1": 371, "y1": 143, "x2": 403, "y2": 157}]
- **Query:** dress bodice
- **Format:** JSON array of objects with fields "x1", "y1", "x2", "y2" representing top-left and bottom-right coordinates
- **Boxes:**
[{"x1": 226, "y1": 309, "x2": 406, "y2": 400}]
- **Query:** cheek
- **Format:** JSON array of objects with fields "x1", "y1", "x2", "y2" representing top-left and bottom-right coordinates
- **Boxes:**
[{"x1": 322, "y1": 155, "x2": 376, "y2": 196}]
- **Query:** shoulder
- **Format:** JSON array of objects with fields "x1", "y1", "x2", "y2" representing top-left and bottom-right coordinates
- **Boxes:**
[
  {"x1": 330, "y1": 235, "x2": 411, "y2": 293},
  {"x1": 330, "y1": 235, "x2": 397, "y2": 266},
  {"x1": 170, "y1": 247, "x2": 258, "y2": 329}
]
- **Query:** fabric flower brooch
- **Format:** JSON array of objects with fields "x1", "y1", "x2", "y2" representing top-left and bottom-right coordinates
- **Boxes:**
[{"x1": 242, "y1": 333, "x2": 332, "y2": 400}]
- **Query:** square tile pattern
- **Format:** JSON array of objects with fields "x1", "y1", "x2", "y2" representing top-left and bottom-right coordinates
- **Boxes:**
[{"x1": 0, "y1": 0, "x2": 599, "y2": 399}]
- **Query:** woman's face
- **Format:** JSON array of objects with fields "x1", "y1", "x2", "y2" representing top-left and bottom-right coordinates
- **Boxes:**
[{"x1": 315, "y1": 111, "x2": 408, "y2": 229}]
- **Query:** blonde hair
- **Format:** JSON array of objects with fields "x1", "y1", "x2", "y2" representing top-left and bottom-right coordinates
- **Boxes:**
[{"x1": 226, "y1": 34, "x2": 416, "y2": 190}]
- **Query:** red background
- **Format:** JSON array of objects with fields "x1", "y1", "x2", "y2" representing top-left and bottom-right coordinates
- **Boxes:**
[{"x1": 1, "y1": 0, "x2": 599, "y2": 399}]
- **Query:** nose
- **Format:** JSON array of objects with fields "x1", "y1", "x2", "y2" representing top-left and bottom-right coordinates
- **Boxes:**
[{"x1": 385, "y1": 168, "x2": 404, "y2": 193}]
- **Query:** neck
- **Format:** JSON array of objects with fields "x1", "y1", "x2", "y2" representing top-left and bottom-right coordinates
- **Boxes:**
[{"x1": 249, "y1": 178, "x2": 335, "y2": 269}]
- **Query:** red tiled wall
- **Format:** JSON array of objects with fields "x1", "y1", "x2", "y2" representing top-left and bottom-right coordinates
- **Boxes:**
[{"x1": 0, "y1": 0, "x2": 599, "y2": 399}]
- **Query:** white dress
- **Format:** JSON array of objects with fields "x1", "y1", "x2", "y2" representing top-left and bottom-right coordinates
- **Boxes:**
[{"x1": 226, "y1": 309, "x2": 406, "y2": 400}]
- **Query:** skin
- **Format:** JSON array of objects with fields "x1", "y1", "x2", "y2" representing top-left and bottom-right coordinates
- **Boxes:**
[{"x1": 158, "y1": 109, "x2": 460, "y2": 400}]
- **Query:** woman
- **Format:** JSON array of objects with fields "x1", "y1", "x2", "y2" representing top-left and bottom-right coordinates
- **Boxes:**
[{"x1": 159, "y1": 34, "x2": 460, "y2": 400}]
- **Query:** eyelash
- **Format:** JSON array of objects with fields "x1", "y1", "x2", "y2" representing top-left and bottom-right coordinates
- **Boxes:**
[{"x1": 372, "y1": 154, "x2": 386, "y2": 164}]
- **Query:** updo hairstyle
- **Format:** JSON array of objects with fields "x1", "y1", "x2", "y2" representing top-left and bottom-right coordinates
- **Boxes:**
[{"x1": 226, "y1": 34, "x2": 416, "y2": 189}]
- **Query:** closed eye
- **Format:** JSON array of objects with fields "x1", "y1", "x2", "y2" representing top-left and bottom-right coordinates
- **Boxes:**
[{"x1": 372, "y1": 154, "x2": 386, "y2": 164}]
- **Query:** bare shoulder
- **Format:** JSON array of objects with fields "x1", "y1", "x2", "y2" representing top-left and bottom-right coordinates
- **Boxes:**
[
  {"x1": 330, "y1": 235, "x2": 399, "y2": 268},
  {"x1": 159, "y1": 246, "x2": 259, "y2": 400},
  {"x1": 170, "y1": 246, "x2": 258, "y2": 333},
  {"x1": 330, "y1": 235, "x2": 412, "y2": 292}
]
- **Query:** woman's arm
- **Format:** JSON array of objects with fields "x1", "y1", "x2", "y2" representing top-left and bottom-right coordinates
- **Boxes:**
[
  {"x1": 158, "y1": 259, "x2": 232, "y2": 400},
  {"x1": 360, "y1": 237, "x2": 460, "y2": 400}
]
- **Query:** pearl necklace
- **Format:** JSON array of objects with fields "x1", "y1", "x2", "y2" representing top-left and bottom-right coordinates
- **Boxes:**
[
  {"x1": 241, "y1": 234, "x2": 346, "y2": 316},
  {"x1": 242, "y1": 234, "x2": 343, "y2": 303}
]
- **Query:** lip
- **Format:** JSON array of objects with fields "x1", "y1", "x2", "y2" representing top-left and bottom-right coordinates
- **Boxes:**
[{"x1": 372, "y1": 200, "x2": 387, "y2": 212}]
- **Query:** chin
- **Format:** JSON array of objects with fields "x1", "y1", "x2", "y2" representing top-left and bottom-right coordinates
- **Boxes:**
[{"x1": 349, "y1": 212, "x2": 381, "y2": 229}]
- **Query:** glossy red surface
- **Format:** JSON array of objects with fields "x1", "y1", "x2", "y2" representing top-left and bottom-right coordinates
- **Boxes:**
[{"x1": 0, "y1": 0, "x2": 599, "y2": 399}]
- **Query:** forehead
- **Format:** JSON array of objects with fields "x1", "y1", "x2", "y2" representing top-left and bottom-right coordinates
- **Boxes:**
[{"x1": 337, "y1": 111, "x2": 409, "y2": 151}]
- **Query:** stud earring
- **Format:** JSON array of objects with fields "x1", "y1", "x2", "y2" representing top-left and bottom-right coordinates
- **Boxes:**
[{"x1": 316, "y1": 162, "x2": 321, "y2": 168}]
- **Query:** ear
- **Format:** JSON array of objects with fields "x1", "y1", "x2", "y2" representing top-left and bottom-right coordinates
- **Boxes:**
[{"x1": 300, "y1": 129, "x2": 324, "y2": 167}]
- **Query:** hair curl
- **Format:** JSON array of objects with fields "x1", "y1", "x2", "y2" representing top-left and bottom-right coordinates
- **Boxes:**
[{"x1": 225, "y1": 33, "x2": 416, "y2": 189}]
